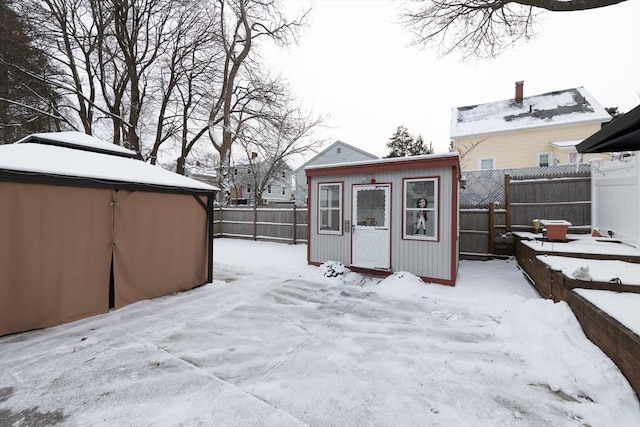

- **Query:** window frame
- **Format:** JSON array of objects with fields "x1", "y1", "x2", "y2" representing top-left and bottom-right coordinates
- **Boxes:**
[
  {"x1": 318, "y1": 182, "x2": 343, "y2": 235},
  {"x1": 402, "y1": 177, "x2": 439, "y2": 241},
  {"x1": 478, "y1": 157, "x2": 496, "y2": 170},
  {"x1": 537, "y1": 152, "x2": 553, "y2": 167}
]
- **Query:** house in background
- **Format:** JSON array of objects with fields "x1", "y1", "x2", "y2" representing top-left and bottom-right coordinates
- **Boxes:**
[
  {"x1": 230, "y1": 154, "x2": 294, "y2": 205},
  {"x1": 294, "y1": 140, "x2": 378, "y2": 205},
  {"x1": 450, "y1": 81, "x2": 612, "y2": 171},
  {"x1": 577, "y1": 104, "x2": 640, "y2": 249}
]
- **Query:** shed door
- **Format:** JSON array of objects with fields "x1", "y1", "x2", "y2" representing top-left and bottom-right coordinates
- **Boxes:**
[{"x1": 352, "y1": 184, "x2": 390, "y2": 270}]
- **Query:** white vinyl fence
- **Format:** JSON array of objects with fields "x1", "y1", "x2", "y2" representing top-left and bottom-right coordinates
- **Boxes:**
[{"x1": 591, "y1": 155, "x2": 640, "y2": 248}]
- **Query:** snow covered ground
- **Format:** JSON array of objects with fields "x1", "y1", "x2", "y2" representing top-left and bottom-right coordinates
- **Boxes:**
[{"x1": 1, "y1": 239, "x2": 639, "y2": 426}]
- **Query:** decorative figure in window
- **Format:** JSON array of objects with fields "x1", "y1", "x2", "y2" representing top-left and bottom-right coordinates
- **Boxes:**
[{"x1": 416, "y1": 198, "x2": 428, "y2": 234}]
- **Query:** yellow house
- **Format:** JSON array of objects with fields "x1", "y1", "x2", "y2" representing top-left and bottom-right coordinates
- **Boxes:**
[{"x1": 450, "y1": 82, "x2": 612, "y2": 171}]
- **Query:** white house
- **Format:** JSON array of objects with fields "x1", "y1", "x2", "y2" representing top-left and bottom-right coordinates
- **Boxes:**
[{"x1": 293, "y1": 140, "x2": 378, "y2": 205}]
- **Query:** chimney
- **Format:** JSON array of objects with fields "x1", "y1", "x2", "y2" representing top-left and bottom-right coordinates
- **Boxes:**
[{"x1": 515, "y1": 81, "x2": 524, "y2": 104}]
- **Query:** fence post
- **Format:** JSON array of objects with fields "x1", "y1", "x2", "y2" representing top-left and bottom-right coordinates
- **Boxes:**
[
  {"x1": 253, "y1": 206, "x2": 258, "y2": 241},
  {"x1": 292, "y1": 204, "x2": 297, "y2": 244},
  {"x1": 218, "y1": 206, "x2": 224, "y2": 236},
  {"x1": 488, "y1": 202, "x2": 495, "y2": 254},
  {"x1": 504, "y1": 174, "x2": 511, "y2": 232}
]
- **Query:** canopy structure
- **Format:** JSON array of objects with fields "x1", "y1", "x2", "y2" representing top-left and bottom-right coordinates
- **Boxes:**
[
  {"x1": 0, "y1": 132, "x2": 218, "y2": 336},
  {"x1": 577, "y1": 104, "x2": 640, "y2": 153}
]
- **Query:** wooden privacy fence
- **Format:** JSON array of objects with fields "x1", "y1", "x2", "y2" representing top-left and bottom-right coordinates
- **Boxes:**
[
  {"x1": 459, "y1": 174, "x2": 592, "y2": 256},
  {"x1": 214, "y1": 206, "x2": 308, "y2": 244},
  {"x1": 506, "y1": 174, "x2": 591, "y2": 233}
]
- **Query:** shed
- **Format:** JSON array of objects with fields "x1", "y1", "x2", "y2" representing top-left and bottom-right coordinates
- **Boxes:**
[
  {"x1": 306, "y1": 153, "x2": 461, "y2": 285},
  {"x1": 0, "y1": 132, "x2": 218, "y2": 336}
]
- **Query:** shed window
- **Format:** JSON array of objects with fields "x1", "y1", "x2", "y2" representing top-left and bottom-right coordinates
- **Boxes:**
[
  {"x1": 403, "y1": 178, "x2": 438, "y2": 240},
  {"x1": 319, "y1": 183, "x2": 342, "y2": 234}
]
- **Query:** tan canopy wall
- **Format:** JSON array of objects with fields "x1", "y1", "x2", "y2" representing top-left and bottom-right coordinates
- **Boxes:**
[
  {"x1": 0, "y1": 182, "x2": 210, "y2": 336},
  {"x1": 0, "y1": 182, "x2": 113, "y2": 336},
  {"x1": 113, "y1": 191, "x2": 207, "y2": 308}
]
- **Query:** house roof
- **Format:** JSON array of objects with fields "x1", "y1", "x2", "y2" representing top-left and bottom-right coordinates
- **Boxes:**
[
  {"x1": 576, "y1": 104, "x2": 640, "y2": 153},
  {"x1": 1, "y1": 132, "x2": 218, "y2": 193},
  {"x1": 450, "y1": 87, "x2": 611, "y2": 139},
  {"x1": 294, "y1": 140, "x2": 378, "y2": 173}
]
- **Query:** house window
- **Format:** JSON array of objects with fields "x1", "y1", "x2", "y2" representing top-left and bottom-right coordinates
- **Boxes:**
[
  {"x1": 478, "y1": 157, "x2": 495, "y2": 170},
  {"x1": 337, "y1": 147, "x2": 341, "y2": 154},
  {"x1": 319, "y1": 183, "x2": 342, "y2": 234},
  {"x1": 234, "y1": 168, "x2": 237, "y2": 175},
  {"x1": 569, "y1": 152, "x2": 583, "y2": 164},
  {"x1": 282, "y1": 187, "x2": 285, "y2": 195},
  {"x1": 268, "y1": 185, "x2": 272, "y2": 194},
  {"x1": 537, "y1": 152, "x2": 553, "y2": 167},
  {"x1": 282, "y1": 171, "x2": 286, "y2": 178},
  {"x1": 247, "y1": 186, "x2": 251, "y2": 193},
  {"x1": 403, "y1": 178, "x2": 438, "y2": 240}
]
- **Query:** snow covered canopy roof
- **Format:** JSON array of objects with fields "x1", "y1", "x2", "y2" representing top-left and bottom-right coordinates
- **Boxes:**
[
  {"x1": 1, "y1": 132, "x2": 218, "y2": 194},
  {"x1": 16, "y1": 131, "x2": 137, "y2": 158},
  {"x1": 450, "y1": 87, "x2": 611, "y2": 138},
  {"x1": 577, "y1": 104, "x2": 640, "y2": 153}
]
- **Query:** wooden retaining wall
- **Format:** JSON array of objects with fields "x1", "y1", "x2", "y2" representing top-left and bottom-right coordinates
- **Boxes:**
[
  {"x1": 568, "y1": 292, "x2": 640, "y2": 400},
  {"x1": 516, "y1": 238, "x2": 640, "y2": 398}
]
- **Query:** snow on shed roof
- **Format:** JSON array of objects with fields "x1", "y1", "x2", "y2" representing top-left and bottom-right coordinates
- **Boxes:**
[
  {"x1": 450, "y1": 87, "x2": 611, "y2": 139},
  {"x1": 1, "y1": 138, "x2": 218, "y2": 193},
  {"x1": 305, "y1": 152, "x2": 460, "y2": 172}
]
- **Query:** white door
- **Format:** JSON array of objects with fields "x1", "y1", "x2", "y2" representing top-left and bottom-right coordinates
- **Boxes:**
[{"x1": 352, "y1": 184, "x2": 390, "y2": 270}]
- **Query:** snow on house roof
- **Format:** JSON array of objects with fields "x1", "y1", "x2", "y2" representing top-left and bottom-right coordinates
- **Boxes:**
[
  {"x1": 549, "y1": 140, "x2": 582, "y2": 149},
  {"x1": 1, "y1": 141, "x2": 218, "y2": 192},
  {"x1": 450, "y1": 87, "x2": 611, "y2": 139}
]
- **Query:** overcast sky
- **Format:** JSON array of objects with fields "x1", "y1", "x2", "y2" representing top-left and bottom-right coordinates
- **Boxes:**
[{"x1": 262, "y1": 0, "x2": 640, "y2": 162}]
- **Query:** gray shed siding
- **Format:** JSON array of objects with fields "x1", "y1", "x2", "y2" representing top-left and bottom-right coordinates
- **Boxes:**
[{"x1": 308, "y1": 158, "x2": 459, "y2": 284}]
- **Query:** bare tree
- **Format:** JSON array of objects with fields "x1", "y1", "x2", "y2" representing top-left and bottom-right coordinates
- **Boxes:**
[
  {"x1": 0, "y1": 0, "x2": 65, "y2": 143},
  {"x1": 236, "y1": 105, "x2": 326, "y2": 206},
  {"x1": 207, "y1": 0, "x2": 307, "y2": 205},
  {"x1": 400, "y1": 0, "x2": 627, "y2": 59}
]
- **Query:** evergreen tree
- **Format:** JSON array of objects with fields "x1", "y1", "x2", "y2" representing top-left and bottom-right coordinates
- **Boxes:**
[
  {"x1": 0, "y1": 0, "x2": 61, "y2": 143},
  {"x1": 385, "y1": 125, "x2": 414, "y2": 158},
  {"x1": 386, "y1": 127, "x2": 434, "y2": 157},
  {"x1": 410, "y1": 135, "x2": 434, "y2": 155}
]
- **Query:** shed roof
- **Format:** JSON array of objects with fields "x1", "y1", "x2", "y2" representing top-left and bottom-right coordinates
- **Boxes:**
[
  {"x1": 1, "y1": 132, "x2": 218, "y2": 194},
  {"x1": 576, "y1": 104, "x2": 640, "y2": 153},
  {"x1": 306, "y1": 152, "x2": 460, "y2": 178},
  {"x1": 451, "y1": 87, "x2": 611, "y2": 138}
]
